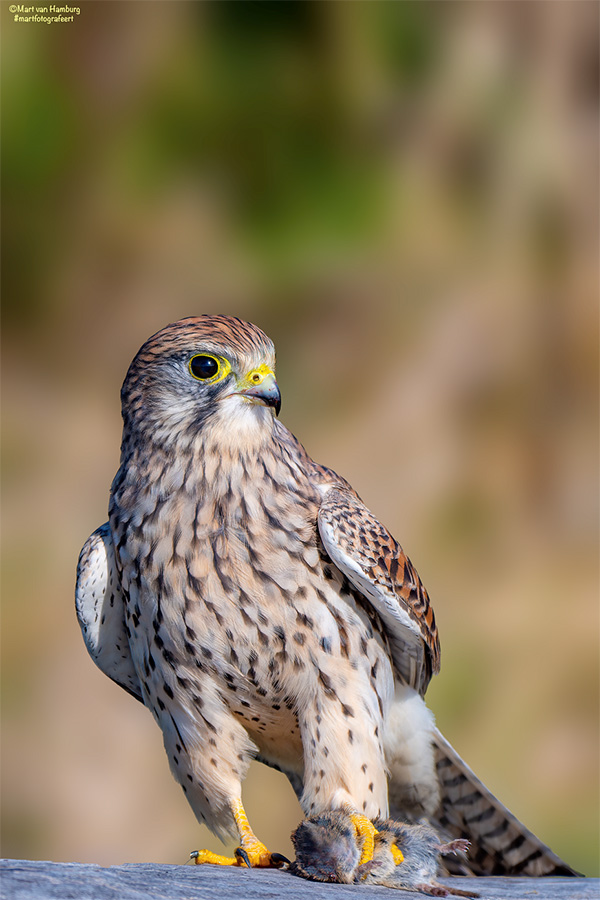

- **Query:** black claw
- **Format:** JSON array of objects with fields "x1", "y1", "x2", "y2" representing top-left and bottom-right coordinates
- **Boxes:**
[
  {"x1": 235, "y1": 847, "x2": 252, "y2": 868},
  {"x1": 270, "y1": 853, "x2": 291, "y2": 869}
]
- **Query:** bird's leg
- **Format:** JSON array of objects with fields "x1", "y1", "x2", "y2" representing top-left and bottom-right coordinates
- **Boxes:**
[
  {"x1": 191, "y1": 799, "x2": 288, "y2": 868},
  {"x1": 350, "y1": 814, "x2": 378, "y2": 865},
  {"x1": 231, "y1": 798, "x2": 279, "y2": 867}
]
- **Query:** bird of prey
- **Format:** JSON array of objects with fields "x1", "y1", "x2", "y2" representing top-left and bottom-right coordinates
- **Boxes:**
[{"x1": 76, "y1": 315, "x2": 576, "y2": 875}]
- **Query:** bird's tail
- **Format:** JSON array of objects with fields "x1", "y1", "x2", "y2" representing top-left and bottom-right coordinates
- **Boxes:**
[{"x1": 427, "y1": 727, "x2": 579, "y2": 876}]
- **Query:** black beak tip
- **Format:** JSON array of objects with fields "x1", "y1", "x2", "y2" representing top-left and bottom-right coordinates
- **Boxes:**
[{"x1": 265, "y1": 388, "x2": 281, "y2": 417}]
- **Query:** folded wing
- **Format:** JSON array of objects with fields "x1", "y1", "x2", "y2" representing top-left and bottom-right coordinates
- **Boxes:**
[
  {"x1": 317, "y1": 484, "x2": 440, "y2": 696},
  {"x1": 75, "y1": 523, "x2": 142, "y2": 702}
]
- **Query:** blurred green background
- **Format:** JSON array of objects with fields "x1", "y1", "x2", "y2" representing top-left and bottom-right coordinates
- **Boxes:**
[{"x1": 1, "y1": 0, "x2": 598, "y2": 876}]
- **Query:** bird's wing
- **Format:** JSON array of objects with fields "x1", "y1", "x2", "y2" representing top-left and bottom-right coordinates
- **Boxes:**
[
  {"x1": 75, "y1": 522, "x2": 143, "y2": 702},
  {"x1": 317, "y1": 483, "x2": 440, "y2": 695}
]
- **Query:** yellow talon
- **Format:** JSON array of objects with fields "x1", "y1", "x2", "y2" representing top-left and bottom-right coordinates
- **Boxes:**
[
  {"x1": 191, "y1": 799, "x2": 284, "y2": 868},
  {"x1": 236, "y1": 837, "x2": 273, "y2": 868},
  {"x1": 391, "y1": 843, "x2": 404, "y2": 865},
  {"x1": 190, "y1": 849, "x2": 240, "y2": 866},
  {"x1": 231, "y1": 799, "x2": 275, "y2": 867},
  {"x1": 350, "y1": 813, "x2": 378, "y2": 864},
  {"x1": 189, "y1": 841, "x2": 273, "y2": 868}
]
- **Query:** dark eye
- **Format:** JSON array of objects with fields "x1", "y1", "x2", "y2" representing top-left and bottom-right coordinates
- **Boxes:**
[{"x1": 189, "y1": 355, "x2": 220, "y2": 380}]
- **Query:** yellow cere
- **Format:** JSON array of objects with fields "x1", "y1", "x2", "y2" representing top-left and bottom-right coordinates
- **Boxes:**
[{"x1": 243, "y1": 364, "x2": 274, "y2": 387}]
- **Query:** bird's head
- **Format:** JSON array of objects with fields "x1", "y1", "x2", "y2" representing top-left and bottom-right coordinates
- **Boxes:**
[{"x1": 120, "y1": 315, "x2": 281, "y2": 451}]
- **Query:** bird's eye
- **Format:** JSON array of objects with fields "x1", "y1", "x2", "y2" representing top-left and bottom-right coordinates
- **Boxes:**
[{"x1": 189, "y1": 355, "x2": 220, "y2": 380}]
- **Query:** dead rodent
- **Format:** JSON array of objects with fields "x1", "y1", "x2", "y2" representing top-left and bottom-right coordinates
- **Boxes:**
[
  {"x1": 290, "y1": 810, "x2": 360, "y2": 883},
  {"x1": 290, "y1": 810, "x2": 479, "y2": 896},
  {"x1": 360, "y1": 819, "x2": 479, "y2": 896}
]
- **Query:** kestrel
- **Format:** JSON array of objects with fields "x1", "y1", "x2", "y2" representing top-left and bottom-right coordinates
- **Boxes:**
[{"x1": 76, "y1": 315, "x2": 576, "y2": 875}]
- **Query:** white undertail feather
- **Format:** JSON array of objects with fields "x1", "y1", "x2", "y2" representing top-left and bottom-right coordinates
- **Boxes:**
[
  {"x1": 383, "y1": 686, "x2": 440, "y2": 819},
  {"x1": 381, "y1": 688, "x2": 579, "y2": 875}
]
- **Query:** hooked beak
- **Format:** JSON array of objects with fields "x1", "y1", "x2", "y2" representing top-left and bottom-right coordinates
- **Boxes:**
[{"x1": 236, "y1": 366, "x2": 281, "y2": 417}]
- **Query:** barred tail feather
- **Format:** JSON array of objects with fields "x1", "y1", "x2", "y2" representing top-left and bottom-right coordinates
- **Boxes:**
[{"x1": 430, "y1": 728, "x2": 579, "y2": 876}]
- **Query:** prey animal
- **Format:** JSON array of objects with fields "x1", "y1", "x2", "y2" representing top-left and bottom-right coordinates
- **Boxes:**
[
  {"x1": 76, "y1": 315, "x2": 577, "y2": 874},
  {"x1": 360, "y1": 820, "x2": 479, "y2": 896},
  {"x1": 291, "y1": 810, "x2": 479, "y2": 896}
]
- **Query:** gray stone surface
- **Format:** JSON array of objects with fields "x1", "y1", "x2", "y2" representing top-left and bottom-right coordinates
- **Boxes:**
[{"x1": 1, "y1": 860, "x2": 597, "y2": 900}]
